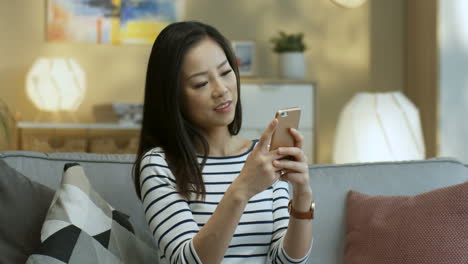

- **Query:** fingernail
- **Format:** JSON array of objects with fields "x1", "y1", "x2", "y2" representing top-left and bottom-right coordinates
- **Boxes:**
[{"x1": 278, "y1": 148, "x2": 283, "y2": 154}]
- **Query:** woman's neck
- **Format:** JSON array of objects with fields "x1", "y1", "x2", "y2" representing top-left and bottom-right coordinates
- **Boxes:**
[{"x1": 195, "y1": 127, "x2": 249, "y2": 157}]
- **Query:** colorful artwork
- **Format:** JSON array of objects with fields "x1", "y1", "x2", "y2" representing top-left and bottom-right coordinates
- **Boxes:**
[{"x1": 47, "y1": 0, "x2": 184, "y2": 44}]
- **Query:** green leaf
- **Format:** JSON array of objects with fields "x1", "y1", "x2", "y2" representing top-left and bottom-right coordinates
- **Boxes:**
[
  {"x1": 0, "y1": 100, "x2": 12, "y2": 148},
  {"x1": 270, "y1": 30, "x2": 307, "y2": 53}
]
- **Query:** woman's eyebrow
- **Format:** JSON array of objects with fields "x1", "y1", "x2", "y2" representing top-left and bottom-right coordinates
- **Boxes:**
[
  {"x1": 187, "y1": 60, "x2": 228, "y2": 80},
  {"x1": 217, "y1": 60, "x2": 228, "y2": 69}
]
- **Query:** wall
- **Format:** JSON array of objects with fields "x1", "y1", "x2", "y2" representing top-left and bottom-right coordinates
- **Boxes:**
[
  {"x1": 438, "y1": 0, "x2": 468, "y2": 163},
  {"x1": 406, "y1": 0, "x2": 437, "y2": 158},
  {"x1": 0, "y1": 0, "x2": 405, "y2": 164},
  {"x1": 370, "y1": 0, "x2": 405, "y2": 92},
  {"x1": 0, "y1": 0, "x2": 150, "y2": 123}
]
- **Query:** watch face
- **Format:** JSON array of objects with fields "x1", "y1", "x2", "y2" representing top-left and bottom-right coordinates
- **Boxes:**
[{"x1": 331, "y1": 0, "x2": 366, "y2": 8}]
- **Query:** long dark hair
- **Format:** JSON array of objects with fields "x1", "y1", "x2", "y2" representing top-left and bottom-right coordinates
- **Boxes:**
[{"x1": 133, "y1": 21, "x2": 242, "y2": 200}]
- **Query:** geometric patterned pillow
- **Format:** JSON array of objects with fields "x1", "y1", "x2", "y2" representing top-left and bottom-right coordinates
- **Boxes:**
[{"x1": 26, "y1": 163, "x2": 158, "y2": 264}]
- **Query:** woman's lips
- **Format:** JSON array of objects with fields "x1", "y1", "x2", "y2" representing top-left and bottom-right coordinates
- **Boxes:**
[{"x1": 214, "y1": 100, "x2": 233, "y2": 112}]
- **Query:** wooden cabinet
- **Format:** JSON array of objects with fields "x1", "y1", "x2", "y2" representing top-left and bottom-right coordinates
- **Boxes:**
[
  {"x1": 17, "y1": 122, "x2": 140, "y2": 154},
  {"x1": 15, "y1": 79, "x2": 317, "y2": 159}
]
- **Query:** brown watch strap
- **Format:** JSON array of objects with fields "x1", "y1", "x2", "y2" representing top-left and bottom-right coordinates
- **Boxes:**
[{"x1": 288, "y1": 200, "x2": 314, "y2": 219}]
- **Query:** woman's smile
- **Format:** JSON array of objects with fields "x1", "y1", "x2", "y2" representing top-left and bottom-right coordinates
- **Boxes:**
[{"x1": 214, "y1": 100, "x2": 233, "y2": 112}]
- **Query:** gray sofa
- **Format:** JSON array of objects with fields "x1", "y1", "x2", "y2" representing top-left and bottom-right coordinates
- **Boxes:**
[{"x1": 1, "y1": 150, "x2": 467, "y2": 264}]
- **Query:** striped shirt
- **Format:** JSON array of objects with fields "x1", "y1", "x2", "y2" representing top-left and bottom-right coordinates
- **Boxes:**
[{"x1": 140, "y1": 140, "x2": 311, "y2": 264}]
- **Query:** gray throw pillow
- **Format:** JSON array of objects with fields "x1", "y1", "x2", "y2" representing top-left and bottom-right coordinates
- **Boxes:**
[{"x1": 0, "y1": 159, "x2": 55, "y2": 264}]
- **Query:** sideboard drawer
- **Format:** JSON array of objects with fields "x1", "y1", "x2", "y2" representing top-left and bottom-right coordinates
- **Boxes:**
[
  {"x1": 17, "y1": 123, "x2": 140, "y2": 154},
  {"x1": 20, "y1": 128, "x2": 87, "y2": 152},
  {"x1": 88, "y1": 129, "x2": 139, "y2": 154}
]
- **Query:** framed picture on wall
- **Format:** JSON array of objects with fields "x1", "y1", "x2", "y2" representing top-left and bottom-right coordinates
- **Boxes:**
[
  {"x1": 46, "y1": 0, "x2": 185, "y2": 45},
  {"x1": 232, "y1": 41, "x2": 256, "y2": 76}
]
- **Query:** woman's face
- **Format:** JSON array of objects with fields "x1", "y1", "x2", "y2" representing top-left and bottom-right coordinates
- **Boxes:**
[{"x1": 180, "y1": 38, "x2": 237, "y2": 133}]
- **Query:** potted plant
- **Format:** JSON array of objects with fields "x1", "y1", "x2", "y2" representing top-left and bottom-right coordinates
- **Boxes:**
[
  {"x1": 270, "y1": 31, "x2": 307, "y2": 79},
  {"x1": 0, "y1": 99, "x2": 13, "y2": 150}
]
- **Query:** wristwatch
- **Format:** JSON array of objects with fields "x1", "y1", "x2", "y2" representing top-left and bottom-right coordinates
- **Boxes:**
[{"x1": 288, "y1": 200, "x2": 315, "y2": 220}]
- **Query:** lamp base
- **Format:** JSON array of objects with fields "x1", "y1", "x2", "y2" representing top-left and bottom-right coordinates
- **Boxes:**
[{"x1": 33, "y1": 111, "x2": 79, "y2": 123}]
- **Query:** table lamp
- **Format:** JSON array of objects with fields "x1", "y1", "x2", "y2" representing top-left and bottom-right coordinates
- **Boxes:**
[
  {"x1": 333, "y1": 91, "x2": 426, "y2": 163},
  {"x1": 26, "y1": 57, "x2": 86, "y2": 113}
]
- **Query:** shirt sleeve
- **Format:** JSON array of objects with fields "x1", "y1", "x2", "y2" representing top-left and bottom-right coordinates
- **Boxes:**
[
  {"x1": 268, "y1": 180, "x2": 312, "y2": 264},
  {"x1": 140, "y1": 150, "x2": 202, "y2": 264}
]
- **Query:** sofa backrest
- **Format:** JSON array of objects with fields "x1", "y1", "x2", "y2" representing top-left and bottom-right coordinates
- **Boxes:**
[
  {"x1": 2, "y1": 151, "x2": 467, "y2": 264},
  {"x1": 308, "y1": 158, "x2": 468, "y2": 264}
]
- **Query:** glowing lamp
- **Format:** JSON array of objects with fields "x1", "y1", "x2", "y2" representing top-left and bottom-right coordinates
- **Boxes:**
[
  {"x1": 333, "y1": 91, "x2": 426, "y2": 163},
  {"x1": 26, "y1": 57, "x2": 86, "y2": 112}
]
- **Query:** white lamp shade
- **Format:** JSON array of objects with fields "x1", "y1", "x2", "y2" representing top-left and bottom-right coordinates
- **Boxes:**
[
  {"x1": 26, "y1": 57, "x2": 86, "y2": 112},
  {"x1": 331, "y1": 0, "x2": 367, "y2": 8},
  {"x1": 333, "y1": 91, "x2": 426, "y2": 163}
]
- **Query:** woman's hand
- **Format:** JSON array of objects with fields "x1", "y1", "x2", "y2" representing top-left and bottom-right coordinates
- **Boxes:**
[
  {"x1": 272, "y1": 128, "x2": 313, "y2": 205},
  {"x1": 231, "y1": 119, "x2": 285, "y2": 200}
]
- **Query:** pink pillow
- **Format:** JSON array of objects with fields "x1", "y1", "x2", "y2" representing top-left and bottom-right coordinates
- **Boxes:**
[{"x1": 345, "y1": 181, "x2": 468, "y2": 264}]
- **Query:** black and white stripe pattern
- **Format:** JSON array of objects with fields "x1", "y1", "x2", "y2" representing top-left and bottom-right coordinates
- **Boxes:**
[{"x1": 140, "y1": 141, "x2": 310, "y2": 264}]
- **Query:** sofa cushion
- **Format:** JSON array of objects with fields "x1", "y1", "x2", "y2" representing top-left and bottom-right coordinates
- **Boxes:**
[
  {"x1": 0, "y1": 159, "x2": 54, "y2": 264},
  {"x1": 308, "y1": 158, "x2": 468, "y2": 264},
  {"x1": 345, "y1": 181, "x2": 468, "y2": 263},
  {"x1": 26, "y1": 163, "x2": 157, "y2": 263}
]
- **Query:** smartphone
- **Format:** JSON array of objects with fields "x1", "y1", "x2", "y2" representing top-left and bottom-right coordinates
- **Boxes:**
[{"x1": 269, "y1": 107, "x2": 301, "y2": 151}]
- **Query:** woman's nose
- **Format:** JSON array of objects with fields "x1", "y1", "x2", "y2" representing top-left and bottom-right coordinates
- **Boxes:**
[{"x1": 212, "y1": 78, "x2": 228, "y2": 97}]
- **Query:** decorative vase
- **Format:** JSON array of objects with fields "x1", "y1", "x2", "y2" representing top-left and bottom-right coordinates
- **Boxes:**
[{"x1": 279, "y1": 52, "x2": 306, "y2": 79}]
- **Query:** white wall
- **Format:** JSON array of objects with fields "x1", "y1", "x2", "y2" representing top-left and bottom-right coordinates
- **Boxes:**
[
  {"x1": 438, "y1": 0, "x2": 468, "y2": 163},
  {"x1": 0, "y1": 0, "x2": 407, "y2": 163}
]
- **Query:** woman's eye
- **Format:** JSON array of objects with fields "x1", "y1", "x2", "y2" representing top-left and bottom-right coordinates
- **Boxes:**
[
  {"x1": 194, "y1": 81, "x2": 208, "y2": 89},
  {"x1": 221, "y1": 69, "x2": 232, "y2": 76}
]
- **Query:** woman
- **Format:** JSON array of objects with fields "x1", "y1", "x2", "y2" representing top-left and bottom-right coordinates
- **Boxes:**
[{"x1": 133, "y1": 21, "x2": 313, "y2": 264}]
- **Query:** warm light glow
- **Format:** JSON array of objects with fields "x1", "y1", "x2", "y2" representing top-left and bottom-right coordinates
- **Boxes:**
[
  {"x1": 26, "y1": 57, "x2": 86, "y2": 112},
  {"x1": 331, "y1": 0, "x2": 366, "y2": 8},
  {"x1": 333, "y1": 91, "x2": 426, "y2": 163}
]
